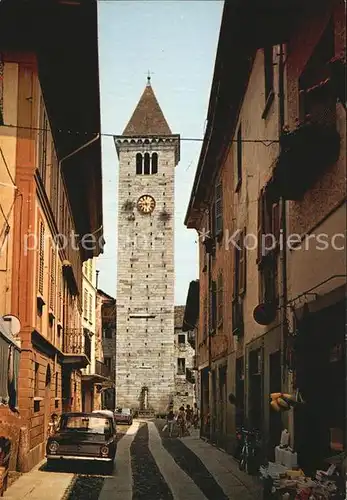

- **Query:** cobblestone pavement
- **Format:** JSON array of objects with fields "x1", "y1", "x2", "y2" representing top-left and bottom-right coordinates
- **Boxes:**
[{"x1": 4, "y1": 420, "x2": 263, "y2": 500}]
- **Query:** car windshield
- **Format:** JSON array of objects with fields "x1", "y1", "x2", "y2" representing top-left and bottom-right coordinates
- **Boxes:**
[
  {"x1": 61, "y1": 416, "x2": 111, "y2": 434},
  {"x1": 115, "y1": 408, "x2": 130, "y2": 415}
]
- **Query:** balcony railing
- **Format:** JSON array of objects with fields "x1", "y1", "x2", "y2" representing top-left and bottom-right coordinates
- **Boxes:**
[
  {"x1": 63, "y1": 328, "x2": 90, "y2": 359},
  {"x1": 95, "y1": 360, "x2": 111, "y2": 379}
]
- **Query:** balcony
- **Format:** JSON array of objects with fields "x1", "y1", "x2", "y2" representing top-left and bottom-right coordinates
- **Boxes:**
[
  {"x1": 273, "y1": 122, "x2": 341, "y2": 200},
  {"x1": 186, "y1": 367, "x2": 195, "y2": 385},
  {"x1": 62, "y1": 328, "x2": 90, "y2": 369},
  {"x1": 95, "y1": 360, "x2": 111, "y2": 379}
]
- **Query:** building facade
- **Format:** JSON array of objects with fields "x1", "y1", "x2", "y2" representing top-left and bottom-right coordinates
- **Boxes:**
[
  {"x1": 96, "y1": 289, "x2": 116, "y2": 411},
  {"x1": 173, "y1": 306, "x2": 195, "y2": 409},
  {"x1": 114, "y1": 78, "x2": 180, "y2": 413},
  {"x1": 184, "y1": 0, "x2": 346, "y2": 471},
  {"x1": 0, "y1": 2, "x2": 103, "y2": 473}
]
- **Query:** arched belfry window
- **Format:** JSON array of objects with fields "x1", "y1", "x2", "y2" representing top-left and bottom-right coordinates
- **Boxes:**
[
  {"x1": 151, "y1": 153, "x2": 158, "y2": 174},
  {"x1": 136, "y1": 153, "x2": 143, "y2": 175},
  {"x1": 144, "y1": 153, "x2": 150, "y2": 175}
]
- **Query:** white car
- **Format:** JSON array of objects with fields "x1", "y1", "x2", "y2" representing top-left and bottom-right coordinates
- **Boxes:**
[{"x1": 93, "y1": 410, "x2": 117, "y2": 426}]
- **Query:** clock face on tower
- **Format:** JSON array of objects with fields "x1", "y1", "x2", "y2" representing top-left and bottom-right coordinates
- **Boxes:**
[{"x1": 137, "y1": 195, "x2": 156, "y2": 214}]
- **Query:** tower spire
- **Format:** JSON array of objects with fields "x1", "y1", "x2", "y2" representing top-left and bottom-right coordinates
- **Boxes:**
[{"x1": 147, "y1": 70, "x2": 153, "y2": 86}]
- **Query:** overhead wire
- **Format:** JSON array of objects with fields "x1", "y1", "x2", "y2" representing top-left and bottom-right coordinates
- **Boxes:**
[{"x1": 1, "y1": 123, "x2": 279, "y2": 146}]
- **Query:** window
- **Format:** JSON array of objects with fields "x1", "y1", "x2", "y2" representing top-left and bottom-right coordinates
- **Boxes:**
[
  {"x1": 88, "y1": 293, "x2": 93, "y2": 323},
  {"x1": 152, "y1": 153, "x2": 158, "y2": 174},
  {"x1": 136, "y1": 153, "x2": 143, "y2": 174},
  {"x1": 177, "y1": 358, "x2": 185, "y2": 375},
  {"x1": 214, "y1": 179, "x2": 223, "y2": 238},
  {"x1": 264, "y1": 46, "x2": 274, "y2": 104},
  {"x1": 257, "y1": 189, "x2": 279, "y2": 305},
  {"x1": 55, "y1": 372, "x2": 59, "y2": 398},
  {"x1": 38, "y1": 221, "x2": 45, "y2": 295},
  {"x1": 88, "y1": 260, "x2": 93, "y2": 282},
  {"x1": 103, "y1": 326, "x2": 113, "y2": 339},
  {"x1": 232, "y1": 228, "x2": 247, "y2": 300},
  {"x1": 49, "y1": 246, "x2": 56, "y2": 311},
  {"x1": 178, "y1": 334, "x2": 185, "y2": 345},
  {"x1": 38, "y1": 95, "x2": 48, "y2": 186},
  {"x1": 217, "y1": 271, "x2": 223, "y2": 326},
  {"x1": 104, "y1": 357, "x2": 112, "y2": 371},
  {"x1": 135, "y1": 152, "x2": 158, "y2": 175},
  {"x1": 34, "y1": 362, "x2": 39, "y2": 397},
  {"x1": 50, "y1": 147, "x2": 59, "y2": 220},
  {"x1": 236, "y1": 124, "x2": 242, "y2": 191},
  {"x1": 83, "y1": 289, "x2": 88, "y2": 319},
  {"x1": 144, "y1": 153, "x2": 150, "y2": 175}
]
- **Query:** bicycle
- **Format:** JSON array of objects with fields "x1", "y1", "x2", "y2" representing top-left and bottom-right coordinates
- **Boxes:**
[{"x1": 238, "y1": 428, "x2": 262, "y2": 475}]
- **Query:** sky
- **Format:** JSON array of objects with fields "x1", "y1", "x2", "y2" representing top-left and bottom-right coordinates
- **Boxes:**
[{"x1": 97, "y1": 0, "x2": 224, "y2": 305}]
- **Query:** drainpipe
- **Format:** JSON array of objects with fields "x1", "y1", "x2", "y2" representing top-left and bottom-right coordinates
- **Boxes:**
[{"x1": 278, "y1": 44, "x2": 288, "y2": 391}]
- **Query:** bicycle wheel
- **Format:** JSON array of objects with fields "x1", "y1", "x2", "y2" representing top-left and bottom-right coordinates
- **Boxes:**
[{"x1": 238, "y1": 449, "x2": 246, "y2": 471}]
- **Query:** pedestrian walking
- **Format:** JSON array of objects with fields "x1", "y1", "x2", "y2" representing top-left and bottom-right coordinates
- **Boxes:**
[
  {"x1": 185, "y1": 404, "x2": 193, "y2": 431},
  {"x1": 177, "y1": 406, "x2": 186, "y2": 437},
  {"x1": 193, "y1": 403, "x2": 199, "y2": 429},
  {"x1": 166, "y1": 408, "x2": 176, "y2": 437}
]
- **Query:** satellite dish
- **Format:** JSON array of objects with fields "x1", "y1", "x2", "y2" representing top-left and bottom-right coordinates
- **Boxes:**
[
  {"x1": 2, "y1": 315, "x2": 21, "y2": 336},
  {"x1": 253, "y1": 303, "x2": 277, "y2": 326}
]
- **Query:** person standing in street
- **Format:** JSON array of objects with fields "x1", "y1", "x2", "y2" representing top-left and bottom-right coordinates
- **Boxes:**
[
  {"x1": 166, "y1": 408, "x2": 176, "y2": 437},
  {"x1": 177, "y1": 406, "x2": 186, "y2": 437},
  {"x1": 193, "y1": 403, "x2": 199, "y2": 429},
  {"x1": 185, "y1": 404, "x2": 193, "y2": 432}
]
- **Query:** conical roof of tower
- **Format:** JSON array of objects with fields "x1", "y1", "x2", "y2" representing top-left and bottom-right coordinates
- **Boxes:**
[{"x1": 122, "y1": 81, "x2": 172, "y2": 136}]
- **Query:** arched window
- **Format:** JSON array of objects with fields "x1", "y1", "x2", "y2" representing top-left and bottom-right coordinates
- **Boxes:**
[
  {"x1": 144, "y1": 153, "x2": 150, "y2": 175},
  {"x1": 151, "y1": 153, "x2": 158, "y2": 174},
  {"x1": 136, "y1": 153, "x2": 143, "y2": 175}
]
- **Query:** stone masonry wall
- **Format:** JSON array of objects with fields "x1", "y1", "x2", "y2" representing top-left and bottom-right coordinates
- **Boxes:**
[{"x1": 116, "y1": 140, "x2": 177, "y2": 413}]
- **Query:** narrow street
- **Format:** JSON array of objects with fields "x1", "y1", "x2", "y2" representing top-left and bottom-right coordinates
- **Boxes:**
[{"x1": 4, "y1": 421, "x2": 262, "y2": 500}]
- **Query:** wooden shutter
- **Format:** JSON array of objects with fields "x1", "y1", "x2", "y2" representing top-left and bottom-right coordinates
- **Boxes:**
[
  {"x1": 215, "y1": 180, "x2": 223, "y2": 237},
  {"x1": 49, "y1": 246, "x2": 56, "y2": 311},
  {"x1": 257, "y1": 190, "x2": 264, "y2": 265},
  {"x1": 232, "y1": 244, "x2": 239, "y2": 301},
  {"x1": 0, "y1": 336, "x2": 9, "y2": 402},
  {"x1": 239, "y1": 228, "x2": 247, "y2": 295},
  {"x1": 272, "y1": 202, "x2": 281, "y2": 244},
  {"x1": 38, "y1": 221, "x2": 45, "y2": 295},
  {"x1": 217, "y1": 272, "x2": 223, "y2": 325},
  {"x1": 203, "y1": 295, "x2": 208, "y2": 340},
  {"x1": 210, "y1": 280, "x2": 217, "y2": 332}
]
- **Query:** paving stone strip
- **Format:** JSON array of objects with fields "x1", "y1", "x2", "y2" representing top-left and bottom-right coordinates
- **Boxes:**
[
  {"x1": 66, "y1": 476, "x2": 104, "y2": 500},
  {"x1": 154, "y1": 421, "x2": 228, "y2": 500},
  {"x1": 131, "y1": 422, "x2": 173, "y2": 500}
]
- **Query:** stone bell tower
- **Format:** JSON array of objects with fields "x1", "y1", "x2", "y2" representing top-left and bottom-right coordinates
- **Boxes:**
[{"x1": 114, "y1": 77, "x2": 180, "y2": 413}]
